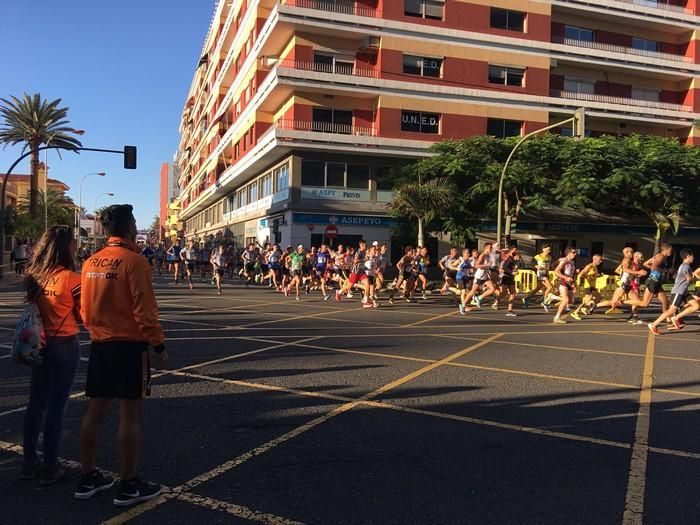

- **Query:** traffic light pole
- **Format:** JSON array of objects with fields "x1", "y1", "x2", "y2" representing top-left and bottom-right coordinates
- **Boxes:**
[
  {"x1": 0, "y1": 145, "x2": 136, "y2": 277},
  {"x1": 496, "y1": 110, "x2": 584, "y2": 248}
]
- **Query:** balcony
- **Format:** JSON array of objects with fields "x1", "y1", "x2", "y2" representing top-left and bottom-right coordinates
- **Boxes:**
[
  {"x1": 275, "y1": 119, "x2": 378, "y2": 136},
  {"x1": 555, "y1": 0, "x2": 694, "y2": 16},
  {"x1": 550, "y1": 89, "x2": 692, "y2": 112},
  {"x1": 278, "y1": 59, "x2": 380, "y2": 78},
  {"x1": 279, "y1": 0, "x2": 380, "y2": 18},
  {"x1": 552, "y1": 36, "x2": 693, "y2": 63}
]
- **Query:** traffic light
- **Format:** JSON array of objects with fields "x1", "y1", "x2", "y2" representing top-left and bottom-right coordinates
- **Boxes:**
[
  {"x1": 573, "y1": 108, "x2": 586, "y2": 139},
  {"x1": 123, "y1": 145, "x2": 137, "y2": 169}
]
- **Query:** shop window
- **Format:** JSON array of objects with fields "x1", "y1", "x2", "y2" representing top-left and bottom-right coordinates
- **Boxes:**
[
  {"x1": 347, "y1": 164, "x2": 370, "y2": 189},
  {"x1": 326, "y1": 163, "x2": 346, "y2": 187},
  {"x1": 301, "y1": 160, "x2": 325, "y2": 186}
]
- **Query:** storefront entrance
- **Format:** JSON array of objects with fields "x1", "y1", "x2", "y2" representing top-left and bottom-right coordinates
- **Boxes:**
[{"x1": 310, "y1": 233, "x2": 363, "y2": 249}]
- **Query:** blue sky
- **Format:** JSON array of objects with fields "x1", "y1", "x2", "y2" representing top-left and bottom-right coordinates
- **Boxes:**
[{"x1": 1, "y1": 1, "x2": 214, "y2": 228}]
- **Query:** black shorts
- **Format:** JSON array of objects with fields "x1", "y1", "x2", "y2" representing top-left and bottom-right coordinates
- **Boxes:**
[
  {"x1": 500, "y1": 275, "x2": 515, "y2": 286},
  {"x1": 245, "y1": 262, "x2": 255, "y2": 273},
  {"x1": 445, "y1": 270, "x2": 457, "y2": 281},
  {"x1": 646, "y1": 279, "x2": 662, "y2": 295},
  {"x1": 186, "y1": 261, "x2": 196, "y2": 271},
  {"x1": 586, "y1": 287, "x2": 599, "y2": 294},
  {"x1": 457, "y1": 276, "x2": 472, "y2": 290},
  {"x1": 366, "y1": 275, "x2": 376, "y2": 285},
  {"x1": 402, "y1": 271, "x2": 415, "y2": 281},
  {"x1": 86, "y1": 341, "x2": 150, "y2": 400},
  {"x1": 216, "y1": 268, "x2": 224, "y2": 276},
  {"x1": 261, "y1": 264, "x2": 269, "y2": 273},
  {"x1": 671, "y1": 293, "x2": 688, "y2": 308}
]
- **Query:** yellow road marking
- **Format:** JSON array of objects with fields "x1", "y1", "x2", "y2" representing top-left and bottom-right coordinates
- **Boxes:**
[
  {"x1": 176, "y1": 492, "x2": 305, "y2": 525},
  {"x1": 622, "y1": 332, "x2": 655, "y2": 525},
  {"x1": 103, "y1": 334, "x2": 502, "y2": 524},
  {"x1": 402, "y1": 309, "x2": 457, "y2": 327}
]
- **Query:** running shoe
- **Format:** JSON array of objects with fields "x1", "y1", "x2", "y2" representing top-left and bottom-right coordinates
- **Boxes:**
[
  {"x1": 113, "y1": 477, "x2": 162, "y2": 507},
  {"x1": 422, "y1": 292, "x2": 427, "y2": 300},
  {"x1": 335, "y1": 290, "x2": 342, "y2": 302},
  {"x1": 522, "y1": 297, "x2": 529, "y2": 309},
  {"x1": 284, "y1": 287, "x2": 290, "y2": 297},
  {"x1": 74, "y1": 470, "x2": 115, "y2": 500},
  {"x1": 647, "y1": 323, "x2": 661, "y2": 336},
  {"x1": 570, "y1": 310, "x2": 581, "y2": 321},
  {"x1": 217, "y1": 289, "x2": 222, "y2": 295},
  {"x1": 362, "y1": 302, "x2": 373, "y2": 309},
  {"x1": 491, "y1": 302, "x2": 499, "y2": 311},
  {"x1": 505, "y1": 312, "x2": 517, "y2": 317},
  {"x1": 406, "y1": 297, "x2": 413, "y2": 303},
  {"x1": 553, "y1": 318, "x2": 567, "y2": 325},
  {"x1": 587, "y1": 303, "x2": 596, "y2": 315},
  {"x1": 579, "y1": 306, "x2": 589, "y2": 316},
  {"x1": 458, "y1": 303, "x2": 466, "y2": 315},
  {"x1": 361, "y1": 296, "x2": 368, "y2": 304},
  {"x1": 670, "y1": 316, "x2": 685, "y2": 330},
  {"x1": 347, "y1": 293, "x2": 354, "y2": 299},
  {"x1": 295, "y1": 295, "x2": 300, "y2": 301},
  {"x1": 541, "y1": 302, "x2": 549, "y2": 313},
  {"x1": 373, "y1": 301, "x2": 380, "y2": 308},
  {"x1": 389, "y1": 297, "x2": 394, "y2": 305},
  {"x1": 474, "y1": 296, "x2": 482, "y2": 309},
  {"x1": 323, "y1": 294, "x2": 331, "y2": 301}
]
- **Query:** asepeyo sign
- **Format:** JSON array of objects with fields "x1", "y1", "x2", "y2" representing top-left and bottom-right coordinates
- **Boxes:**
[{"x1": 301, "y1": 187, "x2": 370, "y2": 201}]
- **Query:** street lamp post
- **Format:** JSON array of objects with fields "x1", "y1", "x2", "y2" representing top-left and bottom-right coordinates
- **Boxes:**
[
  {"x1": 43, "y1": 129, "x2": 85, "y2": 232},
  {"x1": 93, "y1": 192, "x2": 114, "y2": 249},
  {"x1": 76, "y1": 172, "x2": 106, "y2": 247}
]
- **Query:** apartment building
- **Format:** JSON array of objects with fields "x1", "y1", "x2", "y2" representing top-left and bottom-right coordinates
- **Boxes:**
[{"x1": 176, "y1": 0, "x2": 700, "y2": 251}]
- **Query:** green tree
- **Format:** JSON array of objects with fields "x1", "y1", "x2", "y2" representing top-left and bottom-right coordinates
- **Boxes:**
[
  {"x1": 0, "y1": 93, "x2": 82, "y2": 218},
  {"x1": 390, "y1": 177, "x2": 455, "y2": 248},
  {"x1": 12, "y1": 188, "x2": 75, "y2": 239}
]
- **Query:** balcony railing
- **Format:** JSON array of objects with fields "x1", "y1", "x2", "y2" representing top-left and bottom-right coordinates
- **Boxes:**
[
  {"x1": 276, "y1": 119, "x2": 377, "y2": 136},
  {"x1": 550, "y1": 89, "x2": 691, "y2": 112},
  {"x1": 558, "y1": 0, "x2": 693, "y2": 15},
  {"x1": 552, "y1": 36, "x2": 692, "y2": 63},
  {"x1": 279, "y1": 0, "x2": 380, "y2": 18},
  {"x1": 278, "y1": 59, "x2": 381, "y2": 79}
]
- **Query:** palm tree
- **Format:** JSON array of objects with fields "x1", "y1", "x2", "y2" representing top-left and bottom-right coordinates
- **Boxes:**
[
  {"x1": 0, "y1": 93, "x2": 82, "y2": 218},
  {"x1": 390, "y1": 177, "x2": 455, "y2": 248},
  {"x1": 649, "y1": 210, "x2": 681, "y2": 254}
]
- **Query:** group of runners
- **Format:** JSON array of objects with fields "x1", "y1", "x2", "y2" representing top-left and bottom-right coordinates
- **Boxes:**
[{"x1": 150, "y1": 238, "x2": 699, "y2": 333}]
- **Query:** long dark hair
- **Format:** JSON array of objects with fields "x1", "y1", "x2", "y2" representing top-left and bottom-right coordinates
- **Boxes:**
[{"x1": 24, "y1": 225, "x2": 75, "y2": 302}]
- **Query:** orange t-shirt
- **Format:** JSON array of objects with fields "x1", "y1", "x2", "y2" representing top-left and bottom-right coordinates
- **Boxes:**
[{"x1": 37, "y1": 267, "x2": 81, "y2": 337}]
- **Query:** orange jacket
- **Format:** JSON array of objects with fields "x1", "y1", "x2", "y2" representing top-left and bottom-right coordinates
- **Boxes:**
[
  {"x1": 37, "y1": 267, "x2": 81, "y2": 338},
  {"x1": 81, "y1": 237, "x2": 164, "y2": 346}
]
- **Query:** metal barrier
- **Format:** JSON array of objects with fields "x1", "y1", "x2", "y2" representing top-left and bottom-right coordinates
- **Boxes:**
[{"x1": 515, "y1": 270, "x2": 538, "y2": 294}]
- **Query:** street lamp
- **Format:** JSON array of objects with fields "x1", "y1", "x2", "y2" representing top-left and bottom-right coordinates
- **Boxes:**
[
  {"x1": 76, "y1": 172, "x2": 106, "y2": 245},
  {"x1": 93, "y1": 192, "x2": 114, "y2": 249}
]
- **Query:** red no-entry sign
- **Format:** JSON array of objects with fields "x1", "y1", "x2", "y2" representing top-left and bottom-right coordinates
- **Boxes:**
[{"x1": 324, "y1": 224, "x2": 339, "y2": 239}]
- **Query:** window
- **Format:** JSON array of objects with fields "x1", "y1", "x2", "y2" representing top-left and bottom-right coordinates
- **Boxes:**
[
  {"x1": 313, "y1": 53, "x2": 354, "y2": 75},
  {"x1": 249, "y1": 182, "x2": 257, "y2": 202},
  {"x1": 376, "y1": 167, "x2": 394, "y2": 190},
  {"x1": 261, "y1": 174, "x2": 272, "y2": 197},
  {"x1": 564, "y1": 25, "x2": 593, "y2": 42},
  {"x1": 347, "y1": 165, "x2": 370, "y2": 189},
  {"x1": 632, "y1": 37, "x2": 658, "y2": 52},
  {"x1": 632, "y1": 87, "x2": 660, "y2": 102},
  {"x1": 405, "y1": 0, "x2": 444, "y2": 20},
  {"x1": 401, "y1": 111, "x2": 441, "y2": 134},
  {"x1": 301, "y1": 160, "x2": 325, "y2": 186},
  {"x1": 487, "y1": 119, "x2": 522, "y2": 138},
  {"x1": 403, "y1": 55, "x2": 443, "y2": 78},
  {"x1": 490, "y1": 8, "x2": 525, "y2": 32},
  {"x1": 564, "y1": 77, "x2": 595, "y2": 95},
  {"x1": 326, "y1": 163, "x2": 346, "y2": 187},
  {"x1": 275, "y1": 164, "x2": 289, "y2": 192},
  {"x1": 243, "y1": 133, "x2": 248, "y2": 149},
  {"x1": 312, "y1": 108, "x2": 353, "y2": 134},
  {"x1": 488, "y1": 65, "x2": 525, "y2": 87},
  {"x1": 234, "y1": 141, "x2": 240, "y2": 159}
]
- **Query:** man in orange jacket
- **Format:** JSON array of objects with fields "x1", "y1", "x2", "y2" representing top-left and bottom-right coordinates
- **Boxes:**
[{"x1": 75, "y1": 204, "x2": 168, "y2": 507}]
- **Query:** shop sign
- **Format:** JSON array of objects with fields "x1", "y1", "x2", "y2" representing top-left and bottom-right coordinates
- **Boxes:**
[{"x1": 300, "y1": 187, "x2": 370, "y2": 201}]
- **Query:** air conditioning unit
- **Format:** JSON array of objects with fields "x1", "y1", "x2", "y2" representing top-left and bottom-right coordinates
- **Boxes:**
[{"x1": 358, "y1": 36, "x2": 380, "y2": 54}]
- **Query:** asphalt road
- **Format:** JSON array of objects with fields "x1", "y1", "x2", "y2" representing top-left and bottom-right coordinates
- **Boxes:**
[{"x1": 1, "y1": 272, "x2": 699, "y2": 525}]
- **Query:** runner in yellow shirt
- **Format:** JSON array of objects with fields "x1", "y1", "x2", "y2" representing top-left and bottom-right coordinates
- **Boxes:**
[{"x1": 522, "y1": 245, "x2": 553, "y2": 311}]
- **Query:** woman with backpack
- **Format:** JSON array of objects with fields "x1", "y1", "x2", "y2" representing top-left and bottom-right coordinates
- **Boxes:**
[{"x1": 21, "y1": 225, "x2": 82, "y2": 486}]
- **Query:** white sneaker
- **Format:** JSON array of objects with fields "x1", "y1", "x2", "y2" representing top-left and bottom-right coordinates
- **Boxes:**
[{"x1": 347, "y1": 293, "x2": 354, "y2": 299}]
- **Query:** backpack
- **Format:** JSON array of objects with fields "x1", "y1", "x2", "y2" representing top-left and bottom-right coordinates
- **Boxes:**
[{"x1": 12, "y1": 302, "x2": 46, "y2": 366}]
